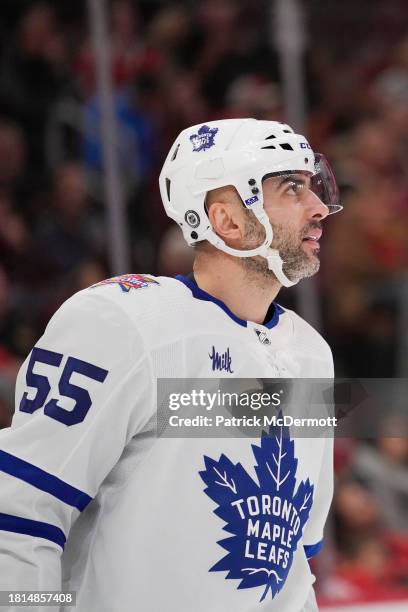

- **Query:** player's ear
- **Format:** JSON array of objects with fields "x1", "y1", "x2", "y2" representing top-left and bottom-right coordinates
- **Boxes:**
[{"x1": 207, "y1": 200, "x2": 245, "y2": 243}]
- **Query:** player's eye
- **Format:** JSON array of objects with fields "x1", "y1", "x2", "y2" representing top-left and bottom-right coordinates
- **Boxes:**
[{"x1": 285, "y1": 178, "x2": 306, "y2": 196}]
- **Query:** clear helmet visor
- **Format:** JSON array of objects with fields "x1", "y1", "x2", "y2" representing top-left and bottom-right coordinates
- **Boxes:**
[
  {"x1": 311, "y1": 153, "x2": 342, "y2": 214},
  {"x1": 261, "y1": 152, "x2": 342, "y2": 214}
]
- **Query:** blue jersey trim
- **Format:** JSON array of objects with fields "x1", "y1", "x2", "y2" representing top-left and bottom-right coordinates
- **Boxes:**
[
  {"x1": 264, "y1": 303, "x2": 285, "y2": 329},
  {"x1": 0, "y1": 450, "x2": 92, "y2": 511},
  {"x1": 304, "y1": 540, "x2": 324, "y2": 559},
  {"x1": 175, "y1": 275, "x2": 283, "y2": 329},
  {"x1": 0, "y1": 513, "x2": 66, "y2": 549}
]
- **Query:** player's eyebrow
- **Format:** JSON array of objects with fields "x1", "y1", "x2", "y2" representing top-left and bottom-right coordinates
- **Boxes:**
[
  {"x1": 263, "y1": 173, "x2": 309, "y2": 191},
  {"x1": 278, "y1": 174, "x2": 311, "y2": 188}
]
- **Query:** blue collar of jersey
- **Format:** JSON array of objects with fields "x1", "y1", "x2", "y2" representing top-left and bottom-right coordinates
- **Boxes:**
[{"x1": 175, "y1": 274, "x2": 284, "y2": 329}]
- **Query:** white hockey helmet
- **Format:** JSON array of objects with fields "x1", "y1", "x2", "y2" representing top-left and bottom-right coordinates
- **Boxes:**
[{"x1": 159, "y1": 118, "x2": 341, "y2": 287}]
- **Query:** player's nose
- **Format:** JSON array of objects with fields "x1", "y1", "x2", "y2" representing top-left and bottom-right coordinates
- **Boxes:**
[{"x1": 305, "y1": 190, "x2": 330, "y2": 220}]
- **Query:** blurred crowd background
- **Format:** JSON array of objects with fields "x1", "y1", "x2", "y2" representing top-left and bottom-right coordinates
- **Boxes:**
[{"x1": 0, "y1": 0, "x2": 407, "y2": 607}]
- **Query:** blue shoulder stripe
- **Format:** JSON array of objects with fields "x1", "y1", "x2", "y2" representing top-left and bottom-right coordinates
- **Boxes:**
[
  {"x1": 0, "y1": 513, "x2": 66, "y2": 549},
  {"x1": 304, "y1": 540, "x2": 323, "y2": 559},
  {"x1": 0, "y1": 450, "x2": 92, "y2": 511}
]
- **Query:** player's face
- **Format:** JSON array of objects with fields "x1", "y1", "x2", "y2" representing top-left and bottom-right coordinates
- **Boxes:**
[{"x1": 241, "y1": 173, "x2": 330, "y2": 282}]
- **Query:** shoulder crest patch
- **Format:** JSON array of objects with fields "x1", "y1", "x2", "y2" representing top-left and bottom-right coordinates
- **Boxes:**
[{"x1": 90, "y1": 274, "x2": 160, "y2": 293}]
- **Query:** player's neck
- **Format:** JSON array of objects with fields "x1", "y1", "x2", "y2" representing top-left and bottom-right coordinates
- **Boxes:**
[{"x1": 193, "y1": 253, "x2": 281, "y2": 325}]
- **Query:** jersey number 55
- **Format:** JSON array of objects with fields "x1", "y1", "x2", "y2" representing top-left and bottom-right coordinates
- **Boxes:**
[{"x1": 18, "y1": 347, "x2": 109, "y2": 426}]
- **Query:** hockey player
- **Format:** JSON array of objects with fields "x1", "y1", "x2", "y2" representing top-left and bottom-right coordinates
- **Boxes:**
[{"x1": 0, "y1": 119, "x2": 341, "y2": 611}]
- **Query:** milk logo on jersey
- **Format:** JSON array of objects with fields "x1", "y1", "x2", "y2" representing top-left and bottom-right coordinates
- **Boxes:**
[
  {"x1": 190, "y1": 125, "x2": 219, "y2": 152},
  {"x1": 200, "y1": 414, "x2": 314, "y2": 602},
  {"x1": 91, "y1": 274, "x2": 160, "y2": 293},
  {"x1": 209, "y1": 346, "x2": 234, "y2": 373}
]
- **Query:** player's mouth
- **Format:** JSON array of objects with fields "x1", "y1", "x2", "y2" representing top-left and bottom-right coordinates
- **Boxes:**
[{"x1": 301, "y1": 229, "x2": 322, "y2": 251}]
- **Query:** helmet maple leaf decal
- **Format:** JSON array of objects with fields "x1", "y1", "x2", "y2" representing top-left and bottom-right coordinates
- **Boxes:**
[{"x1": 199, "y1": 412, "x2": 314, "y2": 602}]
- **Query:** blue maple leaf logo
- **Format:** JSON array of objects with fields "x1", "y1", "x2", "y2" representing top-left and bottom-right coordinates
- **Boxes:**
[
  {"x1": 199, "y1": 412, "x2": 314, "y2": 602},
  {"x1": 190, "y1": 124, "x2": 219, "y2": 152}
]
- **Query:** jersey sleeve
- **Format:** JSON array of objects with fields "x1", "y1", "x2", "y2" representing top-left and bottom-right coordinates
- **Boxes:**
[
  {"x1": 302, "y1": 346, "x2": 335, "y2": 559},
  {"x1": 302, "y1": 435, "x2": 334, "y2": 559},
  {"x1": 0, "y1": 290, "x2": 154, "y2": 596}
]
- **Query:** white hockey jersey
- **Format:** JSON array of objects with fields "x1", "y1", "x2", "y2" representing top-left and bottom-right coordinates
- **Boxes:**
[{"x1": 0, "y1": 274, "x2": 334, "y2": 612}]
